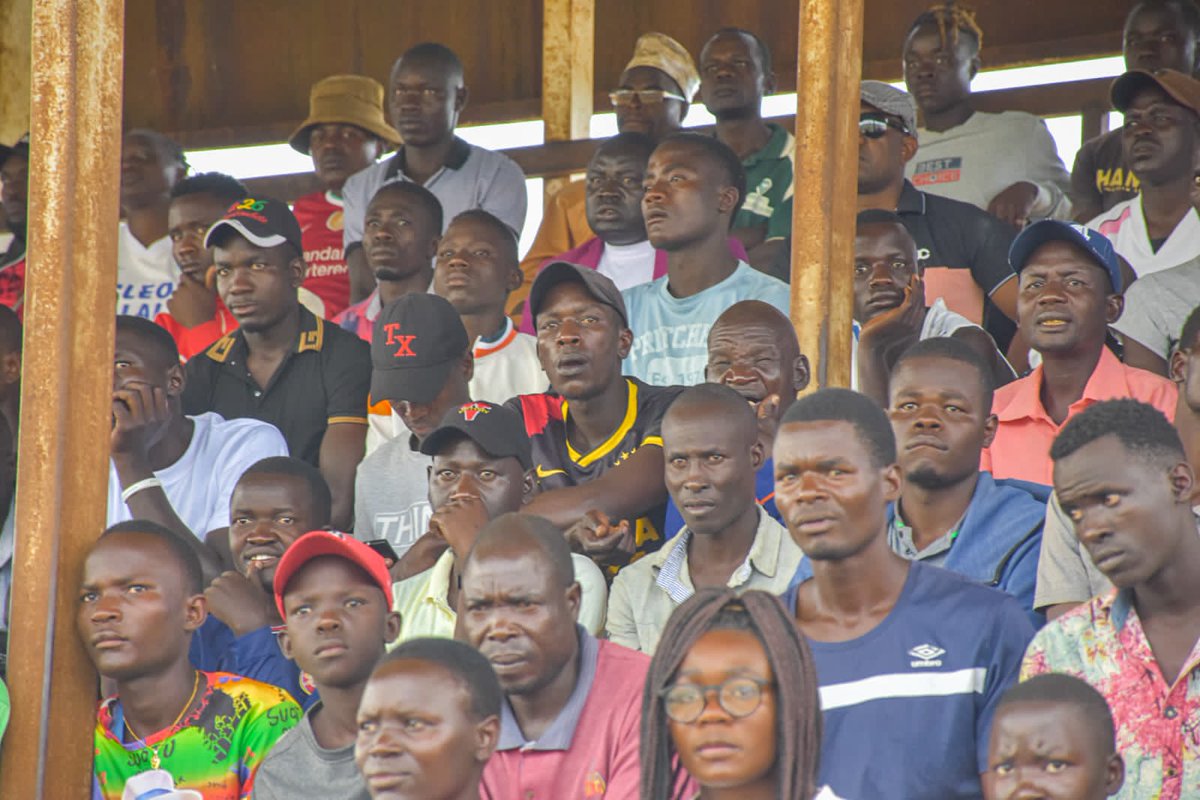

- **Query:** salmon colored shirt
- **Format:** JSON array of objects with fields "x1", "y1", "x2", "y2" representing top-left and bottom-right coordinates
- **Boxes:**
[{"x1": 981, "y1": 346, "x2": 1178, "y2": 485}]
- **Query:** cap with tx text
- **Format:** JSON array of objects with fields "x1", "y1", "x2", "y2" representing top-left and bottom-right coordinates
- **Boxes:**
[
  {"x1": 1111, "y1": 68, "x2": 1200, "y2": 115},
  {"x1": 1009, "y1": 220, "x2": 1123, "y2": 293},
  {"x1": 419, "y1": 401, "x2": 533, "y2": 470},
  {"x1": 205, "y1": 197, "x2": 304, "y2": 256},
  {"x1": 272, "y1": 530, "x2": 394, "y2": 619},
  {"x1": 528, "y1": 261, "x2": 629, "y2": 328},
  {"x1": 370, "y1": 293, "x2": 470, "y2": 405}
]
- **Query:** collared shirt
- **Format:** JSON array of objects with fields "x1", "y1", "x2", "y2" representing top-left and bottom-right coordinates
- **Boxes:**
[
  {"x1": 894, "y1": 179, "x2": 1016, "y2": 327},
  {"x1": 481, "y1": 630, "x2": 672, "y2": 800},
  {"x1": 605, "y1": 509, "x2": 803, "y2": 653},
  {"x1": 1022, "y1": 589, "x2": 1200, "y2": 800},
  {"x1": 341, "y1": 136, "x2": 527, "y2": 248},
  {"x1": 888, "y1": 503, "x2": 966, "y2": 568},
  {"x1": 982, "y1": 346, "x2": 1178, "y2": 485},
  {"x1": 735, "y1": 123, "x2": 795, "y2": 240},
  {"x1": 390, "y1": 552, "x2": 609, "y2": 645},
  {"x1": 182, "y1": 306, "x2": 371, "y2": 465}
]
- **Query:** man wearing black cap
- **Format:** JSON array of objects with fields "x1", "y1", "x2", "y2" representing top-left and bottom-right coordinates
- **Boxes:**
[
  {"x1": 512, "y1": 261, "x2": 682, "y2": 569},
  {"x1": 182, "y1": 197, "x2": 371, "y2": 530},
  {"x1": 1088, "y1": 68, "x2": 1200, "y2": 279},
  {"x1": 354, "y1": 293, "x2": 473, "y2": 562},
  {"x1": 982, "y1": 220, "x2": 1178, "y2": 486},
  {"x1": 391, "y1": 400, "x2": 607, "y2": 642},
  {"x1": 0, "y1": 134, "x2": 28, "y2": 318}
]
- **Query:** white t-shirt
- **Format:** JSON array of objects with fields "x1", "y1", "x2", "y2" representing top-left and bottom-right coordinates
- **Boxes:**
[
  {"x1": 117, "y1": 221, "x2": 178, "y2": 319},
  {"x1": 354, "y1": 432, "x2": 433, "y2": 555},
  {"x1": 596, "y1": 240, "x2": 657, "y2": 291},
  {"x1": 851, "y1": 298, "x2": 981, "y2": 390},
  {"x1": 471, "y1": 319, "x2": 547, "y2": 405},
  {"x1": 106, "y1": 412, "x2": 289, "y2": 537},
  {"x1": 1088, "y1": 195, "x2": 1200, "y2": 278}
]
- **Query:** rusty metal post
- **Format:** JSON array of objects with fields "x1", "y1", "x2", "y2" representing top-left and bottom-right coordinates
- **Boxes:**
[
  {"x1": 790, "y1": 0, "x2": 865, "y2": 390},
  {"x1": 541, "y1": 0, "x2": 594, "y2": 200},
  {"x1": 0, "y1": 0, "x2": 125, "y2": 795}
]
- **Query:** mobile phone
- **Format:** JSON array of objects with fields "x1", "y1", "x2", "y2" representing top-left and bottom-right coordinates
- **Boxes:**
[{"x1": 365, "y1": 538, "x2": 400, "y2": 564}]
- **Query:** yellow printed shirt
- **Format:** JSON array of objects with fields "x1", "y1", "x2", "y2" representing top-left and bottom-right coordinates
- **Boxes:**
[{"x1": 505, "y1": 378, "x2": 682, "y2": 564}]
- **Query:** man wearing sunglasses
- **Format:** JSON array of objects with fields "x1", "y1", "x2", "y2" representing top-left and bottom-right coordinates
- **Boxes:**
[
  {"x1": 858, "y1": 81, "x2": 1022, "y2": 355},
  {"x1": 515, "y1": 32, "x2": 700, "y2": 317}
]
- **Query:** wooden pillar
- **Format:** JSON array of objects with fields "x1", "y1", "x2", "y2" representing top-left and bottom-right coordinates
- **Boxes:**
[
  {"x1": 540, "y1": 0, "x2": 594, "y2": 200},
  {"x1": 790, "y1": 0, "x2": 865, "y2": 390},
  {"x1": 0, "y1": 0, "x2": 32, "y2": 145},
  {"x1": 0, "y1": 0, "x2": 125, "y2": 795}
]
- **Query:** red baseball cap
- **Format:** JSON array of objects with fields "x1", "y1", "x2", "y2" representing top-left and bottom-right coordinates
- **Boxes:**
[{"x1": 272, "y1": 530, "x2": 393, "y2": 619}]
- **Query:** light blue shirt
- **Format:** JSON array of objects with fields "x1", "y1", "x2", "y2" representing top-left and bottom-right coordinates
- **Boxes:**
[{"x1": 621, "y1": 261, "x2": 790, "y2": 386}]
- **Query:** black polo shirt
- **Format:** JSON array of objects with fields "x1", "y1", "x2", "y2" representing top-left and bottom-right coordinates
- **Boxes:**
[
  {"x1": 182, "y1": 306, "x2": 371, "y2": 466},
  {"x1": 894, "y1": 179, "x2": 1018, "y2": 347}
]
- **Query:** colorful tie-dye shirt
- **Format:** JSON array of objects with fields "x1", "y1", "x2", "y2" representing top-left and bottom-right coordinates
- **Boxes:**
[
  {"x1": 92, "y1": 671, "x2": 301, "y2": 800},
  {"x1": 1021, "y1": 589, "x2": 1200, "y2": 800}
]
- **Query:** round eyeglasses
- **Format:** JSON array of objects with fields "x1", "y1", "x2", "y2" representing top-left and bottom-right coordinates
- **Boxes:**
[{"x1": 660, "y1": 677, "x2": 774, "y2": 724}]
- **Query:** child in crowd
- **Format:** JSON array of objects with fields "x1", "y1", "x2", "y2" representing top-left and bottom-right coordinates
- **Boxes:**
[
  {"x1": 641, "y1": 587, "x2": 841, "y2": 800},
  {"x1": 79, "y1": 520, "x2": 300, "y2": 800},
  {"x1": 984, "y1": 674, "x2": 1125, "y2": 800},
  {"x1": 355, "y1": 638, "x2": 502, "y2": 800},
  {"x1": 251, "y1": 531, "x2": 401, "y2": 799}
]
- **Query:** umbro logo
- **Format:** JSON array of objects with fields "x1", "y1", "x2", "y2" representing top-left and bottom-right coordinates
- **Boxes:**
[{"x1": 908, "y1": 643, "x2": 945, "y2": 668}]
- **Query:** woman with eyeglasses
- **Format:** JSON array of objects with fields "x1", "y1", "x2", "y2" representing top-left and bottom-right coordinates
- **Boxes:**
[{"x1": 640, "y1": 588, "x2": 841, "y2": 800}]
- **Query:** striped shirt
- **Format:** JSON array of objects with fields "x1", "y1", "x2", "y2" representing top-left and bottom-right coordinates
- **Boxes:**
[{"x1": 781, "y1": 561, "x2": 1034, "y2": 800}]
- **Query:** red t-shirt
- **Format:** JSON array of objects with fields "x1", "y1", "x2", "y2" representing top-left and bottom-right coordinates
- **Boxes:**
[
  {"x1": 293, "y1": 190, "x2": 350, "y2": 318},
  {"x1": 0, "y1": 239, "x2": 26, "y2": 321},
  {"x1": 155, "y1": 300, "x2": 238, "y2": 362}
]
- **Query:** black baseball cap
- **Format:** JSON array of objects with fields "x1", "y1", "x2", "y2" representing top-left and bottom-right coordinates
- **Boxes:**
[
  {"x1": 205, "y1": 196, "x2": 304, "y2": 255},
  {"x1": 370, "y1": 293, "x2": 470, "y2": 404},
  {"x1": 419, "y1": 401, "x2": 533, "y2": 470},
  {"x1": 528, "y1": 261, "x2": 629, "y2": 327},
  {"x1": 0, "y1": 133, "x2": 29, "y2": 164}
]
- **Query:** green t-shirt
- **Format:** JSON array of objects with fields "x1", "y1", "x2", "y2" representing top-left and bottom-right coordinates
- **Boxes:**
[
  {"x1": 93, "y1": 671, "x2": 300, "y2": 800},
  {"x1": 733, "y1": 123, "x2": 795, "y2": 240},
  {"x1": 0, "y1": 677, "x2": 9, "y2": 746}
]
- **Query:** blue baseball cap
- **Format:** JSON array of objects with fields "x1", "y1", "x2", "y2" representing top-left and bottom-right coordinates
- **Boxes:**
[{"x1": 1008, "y1": 220, "x2": 1122, "y2": 293}]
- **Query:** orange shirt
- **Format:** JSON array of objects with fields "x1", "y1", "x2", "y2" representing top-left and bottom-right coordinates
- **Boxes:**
[{"x1": 981, "y1": 346, "x2": 1178, "y2": 485}]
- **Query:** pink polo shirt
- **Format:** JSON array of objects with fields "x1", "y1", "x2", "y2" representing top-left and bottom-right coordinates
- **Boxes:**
[
  {"x1": 481, "y1": 632, "x2": 694, "y2": 799},
  {"x1": 981, "y1": 346, "x2": 1177, "y2": 485}
]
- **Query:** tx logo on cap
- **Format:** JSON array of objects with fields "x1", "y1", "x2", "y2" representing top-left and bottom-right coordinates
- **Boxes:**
[
  {"x1": 458, "y1": 402, "x2": 492, "y2": 422},
  {"x1": 383, "y1": 323, "x2": 417, "y2": 357}
]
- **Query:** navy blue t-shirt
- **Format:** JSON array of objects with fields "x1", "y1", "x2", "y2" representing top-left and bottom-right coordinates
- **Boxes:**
[
  {"x1": 781, "y1": 561, "x2": 1034, "y2": 800},
  {"x1": 664, "y1": 457, "x2": 780, "y2": 539}
]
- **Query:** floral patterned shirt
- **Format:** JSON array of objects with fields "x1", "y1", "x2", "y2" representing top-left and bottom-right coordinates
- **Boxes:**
[{"x1": 1021, "y1": 589, "x2": 1200, "y2": 800}]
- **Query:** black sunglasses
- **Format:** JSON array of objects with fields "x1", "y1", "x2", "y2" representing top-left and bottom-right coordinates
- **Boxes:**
[{"x1": 859, "y1": 113, "x2": 910, "y2": 139}]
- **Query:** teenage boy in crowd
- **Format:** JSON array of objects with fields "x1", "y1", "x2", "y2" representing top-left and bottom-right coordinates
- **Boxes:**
[
  {"x1": 513, "y1": 262, "x2": 682, "y2": 569},
  {"x1": 355, "y1": 638, "x2": 502, "y2": 800},
  {"x1": 79, "y1": 521, "x2": 300, "y2": 800},
  {"x1": 459, "y1": 514, "x2": 691, "y2": 798},
  {"x1": 1037, "y1": 304, "x2": 1200, "y2": 618},
  {"x1": 887, "y1": 337, "x2": 1048, "y2": 623},
  {"x1": 1070, "y1": 0, "x2": 1200, "y2": 222},
  {"x1": 1089, "y1": 68, "x2": 1200, "y2": 277},
  {"x1": 342, "y1": 42, "x2": 526, "y2": 303},
  {"x1": 250, "y1": 531, "x2": 401, "y2": 799},
  {"x1": 516, "y1": 32, "x2": 700, "y2": 313},
  {"x1": 1023, "y1": 399, "x2": 1200, "y2": 800},
  {"x1": 288, "y1": 74, "x2": 402, "y2": 319},
  {"x1": 984, "y1": 674, "x2": 1126, "y2": 800},
  {"x1": 354, "y1": 294, "x2": 471, "y2": 557},
  {"x1": 902, "y1": 5, "x2": 1072, "y2": 226},
  {"x1": 433, "y1": 209, "x2": 545, "y2": 401},
  {"x1": 109, "y1": 315, "x2": 287, "y2": 583},
  {"x1": 700, "y1": 28, "x2": 794, "y2": 276},
  {"x1": 775, "y1": 388, "x2": 1033, "y2": 800},
  {"x1": 334, "y1": 181, "x2": 442, "y2": 341},
  {"x1": 183, "y1": 197, "x2": 371, "y2": 530},
  {"x1": 852, "y1": 209, "x2": 1010, "y2": 406},
  {"x1": 155, "y1": 173, "x2": 246, "y2": 360},
  {"x1": 606, "y1": 384, "x2": 803, "y2": 653},
  {"x1": 118, "y1": 129, "x2": 188, "y2": 318},
  {"x1": 192, "y1": 457, "x2": 332, "y2": 708},
  {"x1": 982, "y1": 221, "x2": 1177, "y2": 485},
  {"x1": 624, "y1": 132, "x2": 790, "y2": 387},
  {"x1": 391, "y1": 401, "x2": 606, "y2": 642},
  {"x1": 0, "y1": 133, "x2": 29, "y2": 315},
  {"x1": 857, "y1": 80, "x2": 1020, "y2": 349}
]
